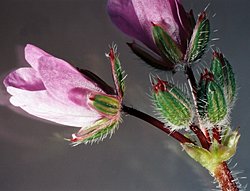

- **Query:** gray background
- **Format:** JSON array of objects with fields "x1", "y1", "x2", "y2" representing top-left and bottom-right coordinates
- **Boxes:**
[{"x1": 0, "y1": 0, "x2": 249, "y2": 190}]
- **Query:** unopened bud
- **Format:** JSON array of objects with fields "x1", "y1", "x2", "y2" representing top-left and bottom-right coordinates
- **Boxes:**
[{"x1": 152, "y1": 78, "x2": 192, "y2": 128}]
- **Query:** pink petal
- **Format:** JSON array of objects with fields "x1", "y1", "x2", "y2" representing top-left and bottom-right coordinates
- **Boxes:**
[
  {"x1": 7, "y1": 87, "x2": 101, "y2": 127},
  {"x1": 37, "y1": 56, "x2": 104, "y2": 107},
  {"x1": 25, "y1": 44, "x2": 50, "y2": 71},
  {"x1": 3, "y1": 68, "x2": 45, "y2": 91}
]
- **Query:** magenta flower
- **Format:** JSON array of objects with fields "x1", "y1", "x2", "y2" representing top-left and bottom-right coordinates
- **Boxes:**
[
  {"x1": 107, "y1": 0, "x2": 209, "y2": 70},
  {"x1": 3, "y1": 44, "x2": 124, "y2": 145}
]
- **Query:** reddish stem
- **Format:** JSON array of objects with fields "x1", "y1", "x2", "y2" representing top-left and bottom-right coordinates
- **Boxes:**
[
  {"x1": 212, "y1": 126, "x2": 221, "y2": 144},
  {"x1": 122, "y1": 105, "x2": 194, "y2": 144},
  {"x1": 190, "y1": 124, "x2": 210, "y2": 150},
  {"x1": 214, "y1": 162, "x2": 239, "y2": 191}
]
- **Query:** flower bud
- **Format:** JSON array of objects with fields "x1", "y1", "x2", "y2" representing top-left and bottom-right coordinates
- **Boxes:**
[
  {"x1": 186, "y1": 12, "x2": 210, "y2": 62},
  {"x1": 152, "y1": 78, "x2": 192, "y2": 129},
  {"x1": 152, "y1": 24, "x2": 183, "y2": 64},
  {"x1": 210, "y1": 51, "x2": 236, "y2": 104}
]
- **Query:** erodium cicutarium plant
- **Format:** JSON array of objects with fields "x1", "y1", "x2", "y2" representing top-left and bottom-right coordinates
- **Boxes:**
[{"x1": 2, "y1": 0, "x2": 246, "y2": 190}]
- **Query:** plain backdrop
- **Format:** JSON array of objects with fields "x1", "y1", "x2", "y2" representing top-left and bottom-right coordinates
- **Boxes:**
[{"x1": 0, "y1": 0, "x2": 249, "y2": 191}]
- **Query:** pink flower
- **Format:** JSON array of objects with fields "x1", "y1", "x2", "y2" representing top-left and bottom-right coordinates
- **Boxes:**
[
  {"x1": 3, "y1": 44, "x2": 123, "y2": 145},
  {"x1": 107, "y1": 0, "x2": 209, "y2": 71}
]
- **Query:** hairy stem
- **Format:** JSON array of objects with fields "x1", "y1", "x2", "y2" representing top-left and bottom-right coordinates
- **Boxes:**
[
  {"x1": 214, "y1": 162, "x2": 239, "y2": 191},
  {"x1": 122, "y1": 105, "x2": 194, "y2": 144}
]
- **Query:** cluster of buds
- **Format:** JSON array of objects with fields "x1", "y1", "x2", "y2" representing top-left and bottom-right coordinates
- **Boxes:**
[{"x1": 150, "y1": 50, "x2": 239, "y2": 177}]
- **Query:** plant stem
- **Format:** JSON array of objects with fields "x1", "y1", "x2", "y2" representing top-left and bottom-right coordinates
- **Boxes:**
[
  {"x1": 190, "y1": 124, "x2": 210, "y2": 150},
  {"x1": 122, "y1": 105, "x2": 194, "y2": 144},
  {"x1": 214, "y1": 162, "x2": 239, "y2": 191}
]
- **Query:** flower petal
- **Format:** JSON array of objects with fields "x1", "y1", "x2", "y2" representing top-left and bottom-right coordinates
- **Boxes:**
[
  {"x1": 107, "y1": 0, "x2": 184, "y2": 51},
  {"x1": 7, "y1": 87, "x2": 101, "y2": 127},
  {"x1": 108, "y1": 0, "x2": 154, "y2": 50},
  {"x1": 37, "y1": 56, "x2": 104, "y2": 106},
  {"x1": 25, "y1": 44, "x2": 50, "y2": 71},
  {"x1": 3, "y1": 68, "x2": 45, "y2": 91}
]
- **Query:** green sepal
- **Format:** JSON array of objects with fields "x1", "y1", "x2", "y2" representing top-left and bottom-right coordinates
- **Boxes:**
[
  {"x1": 152, "y1": 24, "x2": 183, "y2": 64},
  {"x1": 186, "y1": 12, "x2": 210, "y2": 62},
  {"x1": 207, "y1": 80, "x2": 227, "y2": 124},
  {"x1": 83, "y1": 121, "x2": 118, "y2": 143},
  {"x1": 152, "y1": 79, "x2": 192, "y2": 128},
  {"x1": 108, "y1": 47, "x2": 126, "y2": 98},
  {"x1": 197, "y1": 74, "x2": 208, "y2": 118},
  {"x1": 91, "y1": 94, "x2": 120, "y2": 116},
  {"x1": 210, "y1": 52, "x2": 236, "y2": 104},
  {"x1": 70, "y1": 119, "x2": 119, "y2": 146}
]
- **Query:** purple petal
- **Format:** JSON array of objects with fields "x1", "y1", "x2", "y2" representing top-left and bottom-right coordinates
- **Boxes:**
[
  {"x1": 7, "y1": 87, "x2": 101, "y2": 127},
  {"x1": 107, "y1": 0, "x2": 153, "y2": 49},
  {"x1": 107, "y1": 0, "x2": 188, "y2": 52},
  {"x1": 37, "y1": 56, "x2": 104, "y2": 106},
  {"x1": 3, "y1": 68, "x2": 45, "y2": 91},
  {"x1": 25, "y1": 44, "x2": 50, "y2": 71}
]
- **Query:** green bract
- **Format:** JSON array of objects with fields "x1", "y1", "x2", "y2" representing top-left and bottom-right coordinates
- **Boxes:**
[
  {"x1": 183, "y1": 129, "x2": 240, "y2": 173},
  {"x1": 152, "y1": 79, "x2": 192, "y2": 128}
]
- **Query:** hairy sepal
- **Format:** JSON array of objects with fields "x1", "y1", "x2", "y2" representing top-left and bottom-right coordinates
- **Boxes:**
[
  {"x1": 107, "y1": 46, "x2": 126, "y2": 98},
  {"x1": 70, "y1": 119, "x2": 119, "y2": 146},
  {"x1": 206, "y1": 80, "x2": 227, "y2": 124},
  {"x1": 186, "y1": 12, "x2": 210, "y2": 63},
  {"x1": 152, "y1": 24, "x2": 183, "y2": 64},
  {"x1": 210, "y1": 51, "x2": 236, "y2": 105}
]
